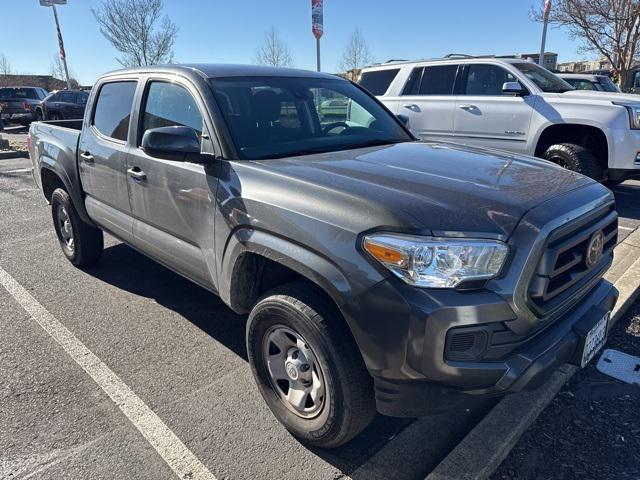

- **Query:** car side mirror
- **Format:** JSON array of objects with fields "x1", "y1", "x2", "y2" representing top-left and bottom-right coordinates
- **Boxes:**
[
  {"x1": 397, "y1": 114, "x2": 410, "y2": 128},
  {"x1": 141, "y1": 126, "x2": 201, "y2": 160},
  {"x1": 502, "y1": 81, "x2": 526, "y2": 95}
]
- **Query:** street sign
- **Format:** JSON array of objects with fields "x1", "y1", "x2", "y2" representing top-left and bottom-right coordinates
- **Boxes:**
[
  {"x1": 312, "y1": 0, "x2": 323, "y2": 39},
  {"x1": 39, "y1": 0, "x2": 67, "y2": 6}
]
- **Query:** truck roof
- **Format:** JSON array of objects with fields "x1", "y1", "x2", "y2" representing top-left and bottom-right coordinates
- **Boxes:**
[{"x1": 101, "y1": 63, "x2": 340, "y2": 81}]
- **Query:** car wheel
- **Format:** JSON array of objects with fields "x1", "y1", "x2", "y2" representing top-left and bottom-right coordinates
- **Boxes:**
[
  {"x1": 35, "y1": 109, "x2": 43, "y2": 121},
  {"x1": 246, "y1": 281, "x2": 375, "y2": 448},
  {"x1": 542, "y1": 143, "x2": 604, "y2": 181},
  {"x1": 51, "y1": 188, "x2": 104, "y2": 266}
]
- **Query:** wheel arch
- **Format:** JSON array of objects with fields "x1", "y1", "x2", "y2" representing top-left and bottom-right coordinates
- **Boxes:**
[
  {"x1": 39, "y1": 163, "x2": 93, "y2": 225},
  {"x1": 533, "y1": 123, "x2": 609, "y2": 172}
]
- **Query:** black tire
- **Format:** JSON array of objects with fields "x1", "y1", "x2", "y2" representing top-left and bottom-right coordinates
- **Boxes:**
[
  {"x1": 51, "y1": 188, "x2": 103, "y2": 267},
  {"x1": 35, "y1": 109, "x2": 43, "y2": 121},
  {"x1": 247, "y1": 281, "x2": 375, "y2": 448},
  {"x1": 542, "y1": 143, "x2": 604, "y2": 181}
]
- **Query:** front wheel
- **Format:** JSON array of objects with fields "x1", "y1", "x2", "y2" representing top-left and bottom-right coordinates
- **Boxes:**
[
  {"x1": 542, "y1": 143, "x2": 604, "y2": 181},
  {"x1": 246, "y1": 282, "x2": 375, "y2": 448},
  {"x1": 51, "y1": 188, "x2": 104, "y2": 266}
]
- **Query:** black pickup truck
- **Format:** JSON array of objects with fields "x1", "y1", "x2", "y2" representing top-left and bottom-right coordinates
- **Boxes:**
[{"x1": 28, "y1": 64, "x2": 618, "y2": 448}]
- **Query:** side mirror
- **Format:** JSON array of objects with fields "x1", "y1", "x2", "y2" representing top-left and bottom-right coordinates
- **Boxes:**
[
  {"x1": 397, "y1": 114, "x2": 410, "y2": 128},
  {"x1": 502, "y1": 81, "x2": 526, "y2": 95},
  {"x1": 141, "y1": 126, "x2": 201, "y2": 159}
]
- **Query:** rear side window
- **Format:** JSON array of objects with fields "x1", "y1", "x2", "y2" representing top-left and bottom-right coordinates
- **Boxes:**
[
  {"x1": 419, "y1": 65, "x2": 458, "y2": 95},
  {"x1": 140, "y1": 81, "x2": 204, "y2": 145},
  {"x1": 92, "y1": 81, "x2": 137, "y2": 142},
  {"x1": 0, "y1": 87, "x2": 40, "y2": 99},
  {"x1": 358, "y1": 69, "x2": 400, "y2": 95},
  {"x1": 59, "y1": 91, "x2": 75, "y2": 102}
]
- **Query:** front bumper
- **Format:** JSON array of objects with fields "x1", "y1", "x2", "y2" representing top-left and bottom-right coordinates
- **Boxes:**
[{"x1": 366, "y1": 279, "x2": 617, "y2": 417}]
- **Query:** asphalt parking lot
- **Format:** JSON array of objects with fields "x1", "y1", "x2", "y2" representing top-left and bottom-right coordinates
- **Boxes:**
[{"x1": 1, "y1": 145, "x2": 639, "y2": 480}]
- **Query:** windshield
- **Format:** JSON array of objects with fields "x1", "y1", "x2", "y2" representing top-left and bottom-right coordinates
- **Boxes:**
[
  {"x1": 209, "y1": 76, "x2": 411, "y2": 160},
  {"x1": 596, "y1": 76, "x2": 620, "y2": 93},
  {"x1": 512, "y1": 63, "x2": 574, "y2": 93}
]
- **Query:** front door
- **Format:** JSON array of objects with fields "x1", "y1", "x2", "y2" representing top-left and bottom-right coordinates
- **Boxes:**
[
  {"x1": 127, "y1": 78, "x2": 218, "y2": 290},
  {"x1": 78, "y1": 80, "x2": 137, "y2": 243},
  {"x1": 397, "y1": 64, "x2": 460, "y2": 142},
  {"x1": 453, "y1": 64, "x2": 535, "y2": 154}
]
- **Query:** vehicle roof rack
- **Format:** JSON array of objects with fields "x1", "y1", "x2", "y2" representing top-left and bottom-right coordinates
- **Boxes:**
[{"x1": 443, "y1": 54, "x2": 474, "y2": 59}]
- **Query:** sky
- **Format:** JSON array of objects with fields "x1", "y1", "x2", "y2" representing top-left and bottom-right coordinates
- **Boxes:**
[{"x1": 1, "y1": 0, "x2": 588, "y2": 85}]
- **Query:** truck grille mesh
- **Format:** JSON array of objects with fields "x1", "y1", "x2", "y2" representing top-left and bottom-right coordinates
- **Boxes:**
[{"x1": 528, "y1": 205, "x2": 617, "y2": 316}]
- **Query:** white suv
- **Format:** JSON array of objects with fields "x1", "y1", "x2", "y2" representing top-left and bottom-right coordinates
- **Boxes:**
[{"x1": 358, "y1": 57, "x2": 640, "y2": 184}]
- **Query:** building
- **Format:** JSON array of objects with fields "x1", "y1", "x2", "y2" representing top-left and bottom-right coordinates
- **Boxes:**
[
  {"x1": 557, "y1": 58, "x2": 613, "y2": 74},
  {"x1": 496, "y1": 52, "x2": 558, "y2": 71},
  {"x1": 0, "y1": 74, "x2": 69, "y2": 90}
]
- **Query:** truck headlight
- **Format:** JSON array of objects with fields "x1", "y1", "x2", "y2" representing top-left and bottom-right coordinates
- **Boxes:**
[
  {"x1": 363, "y1": 233, "x2": 508, "y2": 288},
  {"x1": 614, "y1": 102, "x2": 640, "y2": 129}
]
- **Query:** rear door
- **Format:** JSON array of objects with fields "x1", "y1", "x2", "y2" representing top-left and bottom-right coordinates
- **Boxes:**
[
  {"x1": 453, "y1": 63, "x2": 535, "y2": 153},
  {"x1": 78, "y1": 80, "x2": 137, "y2": 243},
  {"x1": 397, "y1": 64, "x2": 459, "y2": 141},
  {"x1": 126, "y1": 76, "x2": 217, "y2": 289}
]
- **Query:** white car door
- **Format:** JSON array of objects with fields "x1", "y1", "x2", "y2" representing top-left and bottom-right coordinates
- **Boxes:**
[
  {"x1": 397, "y1": 64, "x2": 460, "y2": 142},
  {"x1": 453, "y1": 64, "x2": 535, "y2": 154}
]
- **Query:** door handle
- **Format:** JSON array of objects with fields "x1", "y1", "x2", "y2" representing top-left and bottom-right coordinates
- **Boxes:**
[
  {"x1": 459, "y1": 104, "x2": 478, "y2": 111},
  {"x1": 127, "y1": 167, "x2": 147, "y2": 182},
  {"x1": 402, "y1": 103, "x2": 420, "y2": 112},
  {"x1": 80, "y1": 151, "x2": 94, "y2": 163}
]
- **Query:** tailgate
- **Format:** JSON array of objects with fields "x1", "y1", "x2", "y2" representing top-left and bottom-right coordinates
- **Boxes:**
[{"x1": 0, "y1": 99, "x2": 30, "y2": 114}]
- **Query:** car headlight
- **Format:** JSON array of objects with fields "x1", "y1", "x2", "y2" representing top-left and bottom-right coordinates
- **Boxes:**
[
  {"x1": 614, "y1": 102, "x2": 640, "y2": 129},
  {"x1": 362, "y1": 233, "x2": 509, "y2": 288}
]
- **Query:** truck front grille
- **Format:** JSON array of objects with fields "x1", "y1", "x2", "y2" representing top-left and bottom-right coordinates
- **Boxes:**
[{"x1": 528, "y1": 205, "x2": 617, "y2": 316}]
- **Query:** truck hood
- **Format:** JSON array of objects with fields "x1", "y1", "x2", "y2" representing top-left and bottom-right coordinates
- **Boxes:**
[
  {"x1": 548, "y1": 90, "x2": 640, "y2": 104},
  {"x1": 248, "y1": 141, "x2": 596, "y2": 238}
]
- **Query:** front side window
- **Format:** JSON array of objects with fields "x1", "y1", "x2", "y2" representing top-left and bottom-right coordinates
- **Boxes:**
[
  {"x1": 358, "y1": 69, "x2": 400, "y2": 96},
  {"x1": 210, "y1": 76, "x2": 411, "y2": 160},
  {"x1": 596, "y1": 77, "x2": 619, "y2": 93},
  {"x1": 463, "y1": 64, "x2": 517, "y2": 96},
  {"x1": 92, "y1": 81, "x2": 137, "y2": 141},
  {"x1": 418, "y1": 65, "x2": 458, "y2": 95},
  {"x1": 512, "y1": 62, "x2": 573, "y2": 93},
  {"x1": 140, "y1": 82, "x2": 204, "y2": 145}
]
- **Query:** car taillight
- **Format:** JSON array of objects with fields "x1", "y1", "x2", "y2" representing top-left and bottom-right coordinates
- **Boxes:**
[{"x1": 22, "y1": 101, "x2": 30, "y2": 111}]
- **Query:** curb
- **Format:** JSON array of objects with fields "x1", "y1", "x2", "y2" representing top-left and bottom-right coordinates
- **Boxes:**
[
  {"x1": 0, "y1": 151, "x2": 29, "y2": 160},
  {"x1": 425, "y1": 227, "x2": 640, "y2": 480}
]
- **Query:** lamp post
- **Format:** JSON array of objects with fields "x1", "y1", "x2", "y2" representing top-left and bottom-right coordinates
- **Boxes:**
[
  {"x1": 539, "y1": 0, "x2": 551, "y2": 68},
  {"x1": 39, "y1": 0, "x2": 71, "y2": 90}
]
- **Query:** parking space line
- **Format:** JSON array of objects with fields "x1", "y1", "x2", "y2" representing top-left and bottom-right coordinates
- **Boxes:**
[{"x1": 0, "y1": 266, "x2": 217, "y2": 480}]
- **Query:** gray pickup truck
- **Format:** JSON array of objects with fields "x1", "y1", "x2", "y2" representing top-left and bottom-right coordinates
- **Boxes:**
[{"x1": 29, "y1": 64, "x2": 618, "y2": 448}]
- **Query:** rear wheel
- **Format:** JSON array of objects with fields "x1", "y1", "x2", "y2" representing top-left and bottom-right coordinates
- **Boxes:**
[
  {"x1": 51, "y1": 188, "x2": 103, "y2": 266},
  {"x1": 246, "y1": 281, "x2": 375, "y2": 448},
  {"x1": 542, "y1": 143, "x2": 604, "y2": 181}
]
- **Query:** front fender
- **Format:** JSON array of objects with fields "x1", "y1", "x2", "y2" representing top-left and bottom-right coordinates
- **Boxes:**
[{"x1": 219, "y1": 227, "x2": 352, "y2": 313}]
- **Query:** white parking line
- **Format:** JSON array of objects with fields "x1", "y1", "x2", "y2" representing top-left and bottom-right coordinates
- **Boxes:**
[
  {"x1": 2, "y1": 168, "x2": 33, "y2": 174},
  {"x1": 0, "y1": 266, "x2": 217, "y2": 480},
  {"x1": 619, "y1": 226, "x2": 634, "y2": 231}
]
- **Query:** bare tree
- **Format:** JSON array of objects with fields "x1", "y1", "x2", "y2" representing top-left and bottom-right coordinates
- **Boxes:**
[
  {"x1": 254, "y1": 27, "x2": 293, "y2": 67},
  {"x1": 50, "y1": 55, "x2": 80, "y2": 89},
  {"x1": 532, "y1": 0, "x2": 640, "y2": 86},
  {"x1": 0, "y1": 53, "x2": 11, "y2": 75},
  {"x1": 338, "y1": 28, "x2": 373, "y2": 73},
  {"x1": 92, "y1": 0, "x2": 178, "y2": 67}
]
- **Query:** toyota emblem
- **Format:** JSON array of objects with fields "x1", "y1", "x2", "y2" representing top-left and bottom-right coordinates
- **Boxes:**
[{"x1": 586, "y1": 230, "x2": 605, "y2": 268}]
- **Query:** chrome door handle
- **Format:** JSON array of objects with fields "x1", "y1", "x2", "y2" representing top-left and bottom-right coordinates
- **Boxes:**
[
  {"x1": 80, "y1": 151, "x2": 94, "y2": 163},
  {"x1": 127, "y1": 167, "x2": 147, "y2": 182},
  {"x1": 402, "y1": 103, "x2": 420, "y2": 112},
  {"x1": 459, "y1": 104, "x2": 478, "y2": 110}
]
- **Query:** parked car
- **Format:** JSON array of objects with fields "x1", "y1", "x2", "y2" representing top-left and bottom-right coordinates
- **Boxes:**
[
  {"x1": 319, "y1": 98, "x2": 349, "y2": 117},
  {"x1": 359, "y1": 57, "x2": 640, "y2": 185},
  {"x1": 0, "y1": 86, "x2": 48, "y2": 125},
  {"x1": 29, "y1": 64, "x2": 618, "y2": 448},
  {"x1": 35, "y1": 89, "x2": 90, "y2": 121},
  {"x1": 557, "y1": 73, "x2": 620, "y2": 93}
]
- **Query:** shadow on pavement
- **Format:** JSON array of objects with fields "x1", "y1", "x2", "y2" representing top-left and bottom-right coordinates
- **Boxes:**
[{"x1": 87, "y1": 242, "x2": 417, "y2": 476}]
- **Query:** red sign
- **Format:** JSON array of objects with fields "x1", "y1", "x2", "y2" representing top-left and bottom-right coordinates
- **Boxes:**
[
  {"x1": 312, "y1": 0, "x2": 323, "y2": 39},
  {"x1": 544, "y1": 0, "x2": 552, "y2": 15}
]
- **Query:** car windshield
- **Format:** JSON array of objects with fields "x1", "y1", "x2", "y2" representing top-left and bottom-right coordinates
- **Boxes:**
[
  {"x1": 597, "y1": 76, "x2": 620, "y2": 93},
  {"x1": 209, "y1": 76, "x2": 411, "y2": 160},
  {"x1": 512, "y1": 63, "x2": 574, "y2": 93}
]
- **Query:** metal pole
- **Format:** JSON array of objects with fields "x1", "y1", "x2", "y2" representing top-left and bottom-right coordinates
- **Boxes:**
[
  {"x1": 52, "y1": 4, "x2": 72, "y2": 89},
  {"x1": 316, "y1": 38, "x2": 321, "y2": 72},
  {"x1": 539, "y1": 7, "x2": 550, "y2": 67}
]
